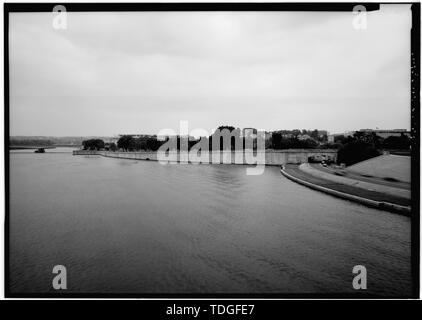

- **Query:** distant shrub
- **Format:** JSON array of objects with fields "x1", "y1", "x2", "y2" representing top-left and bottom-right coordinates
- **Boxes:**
[
  {"x1": 382, "y1": 135, "x2": 410, "y2": 150},
  {"x1": 337, "y1": 141, "x2": 381, "y2": 166},
  {"x1": 82, "y1": 139, "x2": 105, "y2": 151}
]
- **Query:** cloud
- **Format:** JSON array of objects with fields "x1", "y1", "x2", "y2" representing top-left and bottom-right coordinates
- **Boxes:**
[{"x1": 9, "y1": 5, "x2": 411, "y2": 136}]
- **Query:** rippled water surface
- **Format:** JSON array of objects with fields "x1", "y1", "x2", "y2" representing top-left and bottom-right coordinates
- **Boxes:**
[{"x1": 9, "y1": 148, "x2": 412, "y2": 295}]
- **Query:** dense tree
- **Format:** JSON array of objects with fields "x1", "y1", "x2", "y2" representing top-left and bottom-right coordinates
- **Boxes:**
[
  {"x1": 271, "y1": 132, "x2": 318, "y2": 149},
  {"x1": 117, "y1": 135, "x2": 136, "y2": 151},
  {"x1": 382, "y1": 134, "x2": 410, "y2": 150},
  {"x1": 334, "y1": 135, "x2": 347, "y2": 144},
  {"x1": 319, "y1": 142, "x2": 342, "y2": 149},
  {"x1": 209, "y1": 126, "x2": 241, "y2": 151},
  {"x1": 145, "y1": 137, "x2": 163, "y2": 151},
  {"x1": 133, "y1": 138, "x2": 146, "y2": 151},
  {"x1": 334, "y1": 131, "x2": 411, "y2": 166},
  {"x1": 82, "y1": 139, "x2": 105, "y2": 151},
  {"x1": 116, "y1": 135, "x2": 166, "y2": 151},
  {"x1": 335, "y1": 132, "x2": 387, "y2": 166},
  {"x1": 271, "y1": 132, "x2": 283, "y2": 149},
  {"x1": 109, "y1": 142, "x2": 117, "y2": 152},
  {"x1": 337, "y1": 141, "x2": 380, "y2": 166},
  {"x1": 291, "y1": 129, "x2": 301, "y2": 137},
  {"x1": 310, "y1": 129, "x2": 320, "y2": 141}
]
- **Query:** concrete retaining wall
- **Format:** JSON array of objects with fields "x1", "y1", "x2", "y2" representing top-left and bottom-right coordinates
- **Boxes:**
[{"x1": 73, "y1": 149, "x2": 337, "y2": 165}]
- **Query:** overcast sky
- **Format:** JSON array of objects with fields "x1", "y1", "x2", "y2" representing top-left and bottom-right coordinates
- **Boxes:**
[{"x1": 9, "y1": 5, "x2": 411, "y2": 136}]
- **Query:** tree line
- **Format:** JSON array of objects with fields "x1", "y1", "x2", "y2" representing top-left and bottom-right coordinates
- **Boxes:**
[
  {"x1": 336, "y1": 132, "x2": 411, "y2": 166},
  {"x1": 82, "y1": 127, "x2": 411, "y2": 167},
  {"x1": 83, "y1": 127, "x2": 330, "y2": 152},
  {"x1": 10, "y1": 139, "x2": 54, "y2": 146}
]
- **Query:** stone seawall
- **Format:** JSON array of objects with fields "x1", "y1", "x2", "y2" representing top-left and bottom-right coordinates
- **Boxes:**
[{"x1": 73, "y1": 149, "x2": 337, "y2": 165}]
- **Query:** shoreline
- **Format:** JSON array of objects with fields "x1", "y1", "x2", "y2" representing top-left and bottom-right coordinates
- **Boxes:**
[
  {"x1": 73, "y1": 149, "x2": 338, "y2": 166},
  {"x1": 280, "y1": 165, "x2": 411, "y2": 216}
]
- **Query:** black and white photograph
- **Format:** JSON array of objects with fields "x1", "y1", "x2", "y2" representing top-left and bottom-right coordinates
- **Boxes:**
[{"x1": 3, "y1": 2, "x2": 420, "y2": 301}]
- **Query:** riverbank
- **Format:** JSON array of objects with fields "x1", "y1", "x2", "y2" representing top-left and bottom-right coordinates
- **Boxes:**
[
  {"x1": 301, "y1": 163, "x2": 410, "y2": 200},
  {"x1": 281, "y1": 164, "x2": 411, "y2": 215},
  {"x1": 73, "y1": 149, "x2": 338, "y2": 165},
  {"x1": 9, "y1": 145, "x2": 56, "y2": 150}
]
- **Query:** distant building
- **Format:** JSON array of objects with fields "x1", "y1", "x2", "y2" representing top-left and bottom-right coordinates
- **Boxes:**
[
  {"x1": 328, "y1": 129, "x2": 410, "y2": 143},
  {"x1": 327, "y1": 131, "x2": 355, "y2": 143},
  {"x1": 118, "y1": 134, "x2": 156, "y2": 139},
  {"x1": 242, "y1": 127, "x2": 257, "y2": 139},
  {"x1": 297, "y1": 134, "x2": 312, "y2": 141},
  {"x1": 358, "y1": 129, "x2": 411, "y2": 139},
  {"x1": 105, "y1": 137, "x2": 119, "y2": 144}
]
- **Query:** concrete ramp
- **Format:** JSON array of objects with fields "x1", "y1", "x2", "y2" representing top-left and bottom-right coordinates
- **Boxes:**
[
  {"x1": 300, "y1": 163, "x2": 410, "y2": 200},
  {"x1": 347, "y1": 154, "x2": 410, "y2": 183}
]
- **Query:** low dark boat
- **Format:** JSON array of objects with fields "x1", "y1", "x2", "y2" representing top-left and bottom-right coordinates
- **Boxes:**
[{"x1": 34, "y1": 148, "x2": 45, "y2": 153}]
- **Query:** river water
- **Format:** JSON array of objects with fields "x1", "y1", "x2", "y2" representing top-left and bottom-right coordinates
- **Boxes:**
[{"x1": 9, "y1": 148, "x2": 412, "y2": 295}]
